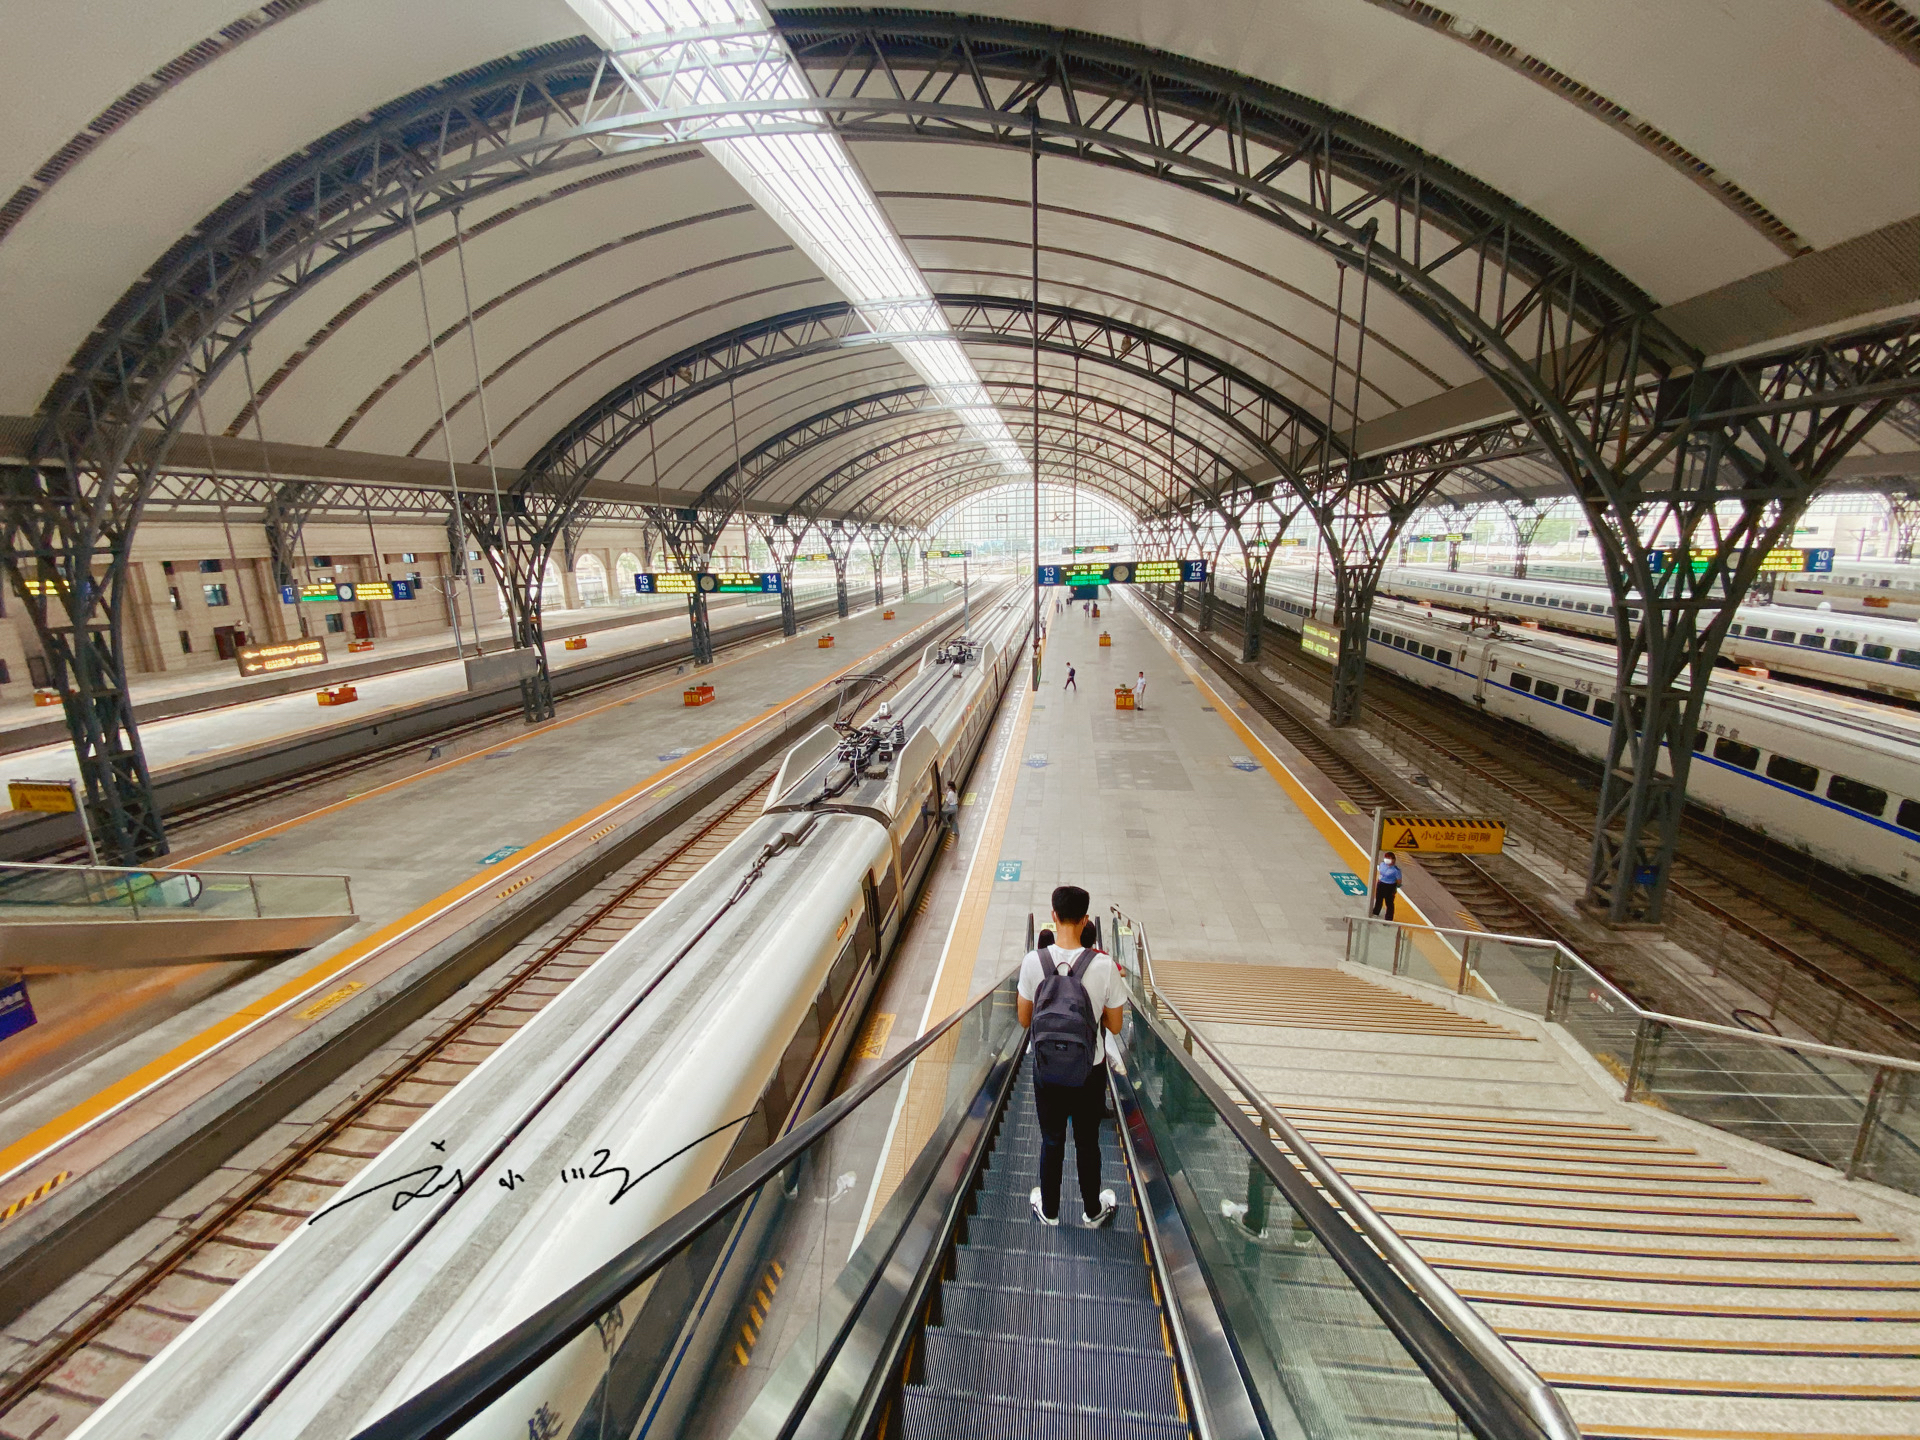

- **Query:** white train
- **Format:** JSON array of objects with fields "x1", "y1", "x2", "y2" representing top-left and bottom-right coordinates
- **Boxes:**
[
  {"x1": 1213, "y1": 573, "x2": 1920, "y2": 893},
  {"x1": 1373, "y1": 564, "x2": 1920, "y2": 701},
  {"x1": 73, "y1": 595, "x2": 1028, "y2": 1440},
  {"x1": 1480, "y1": 557, "x2": 1920, "y2": 622}
]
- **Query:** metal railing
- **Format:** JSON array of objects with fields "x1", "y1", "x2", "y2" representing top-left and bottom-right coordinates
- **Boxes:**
[
  {"x1": 1112, "y1": 905, "x2": 1583, "y2": 1440},
  {"x1": 0, "y1": 859, "x2": 354, "y2": 922},
  {"x1": 1345, "y1": 914, "x2": 1920, "y2": 1194}
]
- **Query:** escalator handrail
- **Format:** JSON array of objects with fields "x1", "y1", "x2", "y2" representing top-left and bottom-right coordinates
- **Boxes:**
[
  {"x1": 348, "y1": 972, "x2": 1019, "y2": 1440},
  {"x1": 1114, "y1": 908, "x2": 1582, "y2": 1440}
]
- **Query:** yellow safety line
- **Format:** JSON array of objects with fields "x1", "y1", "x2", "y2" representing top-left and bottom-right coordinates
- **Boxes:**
[
  {"x1": 0, "y1": 610, "x2": 954, "y2": 1184},
  {"x1": 174, "y1": 605, "x2": 835, "y2": 864},
  {"x1": 1131, "y1": 597, "x2": 1431, "y2": 927}
]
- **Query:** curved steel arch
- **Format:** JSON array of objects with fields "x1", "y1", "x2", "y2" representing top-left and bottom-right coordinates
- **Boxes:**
[{"x1": 853, "y1": 447, "x2": 1163, "y2": 531}]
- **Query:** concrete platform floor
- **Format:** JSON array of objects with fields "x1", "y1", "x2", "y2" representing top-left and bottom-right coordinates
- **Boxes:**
[{"x1": 0, "y1": 586, "x2": 966, "y2": 1160}]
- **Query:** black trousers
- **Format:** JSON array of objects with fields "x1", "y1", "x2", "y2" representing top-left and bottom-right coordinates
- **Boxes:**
[
  {"x1": 1370, "y1": 882, "x2": 1398, "y2": 920},
  {"x1": 1034, "y1": 1064, "x2": 1107, "y2": 1219}
]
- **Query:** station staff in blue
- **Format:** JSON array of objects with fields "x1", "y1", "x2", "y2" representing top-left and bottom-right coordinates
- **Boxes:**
[{"x1": 1371, "y1": 851, "x2": 1402, "y2": 921}]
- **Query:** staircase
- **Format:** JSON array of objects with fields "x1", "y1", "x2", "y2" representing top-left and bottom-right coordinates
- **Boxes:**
[
  {"x1": 1155, "y1": 960, "x2": 1920, "y2": 1440},
  {"x1": 899, "y1": 1058, "x2": 1190, "y2": 1439}
]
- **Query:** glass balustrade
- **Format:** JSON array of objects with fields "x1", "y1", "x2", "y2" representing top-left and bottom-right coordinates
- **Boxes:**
[{"x1": 0, "y1": 861, "x2": 352, "y2": 922}]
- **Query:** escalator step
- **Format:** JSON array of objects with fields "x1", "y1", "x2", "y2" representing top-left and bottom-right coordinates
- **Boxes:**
[
  {"x1": 970, "y1": 1187, "x2": 1139, "y2": 1231},
  {"x1": 964, "y1": 1217, "x2": 1141, "y2": 1259},
  {"x1": 900, "y1": 1387, "x2": 1189, "y2": 1440},
  {"x1": 940, "y1": 1282, "x2": 1167, "y2": 1350},
  {"x1": 918, "y1": 1331, "x2": 1181, "y2": 1415},
  {"x1": 952, "y1": 1246, "x2": 1155, "y2": 1301}
]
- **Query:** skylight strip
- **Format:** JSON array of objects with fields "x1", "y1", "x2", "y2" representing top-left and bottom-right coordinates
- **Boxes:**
[{"x1": 575, "y1": 0, "x2": 1029, "y2": 479}]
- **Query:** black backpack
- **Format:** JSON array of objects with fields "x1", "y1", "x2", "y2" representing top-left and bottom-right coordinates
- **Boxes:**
[{"x1": 1030, "y1": 946, "x2": 1101, "y2": 1086}]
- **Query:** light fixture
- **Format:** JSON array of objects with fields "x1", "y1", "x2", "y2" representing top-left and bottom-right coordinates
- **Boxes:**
[{"x1": 574, "y1": 0, "x2": 1028, "y2": 477}]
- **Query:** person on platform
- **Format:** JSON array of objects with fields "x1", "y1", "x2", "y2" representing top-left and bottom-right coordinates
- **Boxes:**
[
  {"x1": 1018, "y1": 885, "x2": 1125, "y2": 1228},
  {"x1": 1371, "y1": 850, "x2": 1403, "y2": 921},
  {"x1": 1064, "y1": 663, "x2": 1077, "y2": 693},
  {"x1": 1133, "y1": 670, "x2": 1148, "y2": 709},
  {"x1": 940, "y1": 780, "x2": 960, "y2": 840}
]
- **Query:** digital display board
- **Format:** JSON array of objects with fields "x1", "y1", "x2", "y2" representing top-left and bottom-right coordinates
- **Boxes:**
[
  {"x1": 335, "y1": 580, "x2": 414, "y2": 602},
  {"x1": 1061, "y1": 544, "x2": 1116, "y2": 555},
  {"x1": 1248, "y1": 538, "x2": 1308, "y2": 548},
  {"x1": 1652, "y1": 546, "x2": 1835, "y2": 576},
  {"x1": 236, "y1": 635, "x2": 329, "y2": 678},
  {"x1": 635, "y1": 572, "x2": 696, "y2": 595},
  {"x1": 924, "y1": 548, "x2": 973, "y2": 559},
  {"x1": 282, "y1": 582, "x2": 343, "y2": 604},
  {"x1": 17, "y1": 577, "x2": 100, "y2": 602},
  {"x1": 795, "y1": 552, "x2": 835, "y2": 562},
  {"x1": 1302, "y1": 619, "x2": 1342, "y2": 663},
  {"x1": 1409, "y1": 533, "x2": 1470, "y2": 543},
  {"x1": 1035, "y1": 559, "x2": 1206, "y2": 586},
  {"x1": 635, "y1": 572, "x2": 780, "y2": 595}
]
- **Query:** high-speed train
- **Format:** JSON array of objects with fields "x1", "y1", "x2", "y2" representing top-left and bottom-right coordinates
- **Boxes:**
[
  {"x1": 1211, "y1": 572, "x2": 1920, "y2": 893},
  {"x1": 1374, "y1": 564, "x2": 1920, "y2": 700},
  {"x1": 1481, "y1": 557, "x2": 1920, "y2": 622},
  {"x1": 74, "y1": 594, "x2": 1029, "y2": 1440}
]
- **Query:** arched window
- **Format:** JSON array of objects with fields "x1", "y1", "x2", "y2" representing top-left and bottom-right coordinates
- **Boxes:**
[
  {"x1": 615, "y1": 551, "x2": 643, "y2": 601},
  {"x1": 540, "y1": 557, "x2": 564, "y2": 610},
  {"x1": 575, "y1": 553, "x2": 608, "y2": 606}
]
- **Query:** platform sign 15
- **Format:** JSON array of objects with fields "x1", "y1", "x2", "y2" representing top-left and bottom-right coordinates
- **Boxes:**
[
  {"x1": 1381, "y1": 813, "x2": 1507, "y2": 855},
  {"x1": 636, "y1": 572, "x2": 696, "y2": 595},
  {"x1": 696, "y1": 572, "x2": 782, "y2": 593},
  {"x1": 1301, "y1": 619, "x2": 1341, "y2": 663}
]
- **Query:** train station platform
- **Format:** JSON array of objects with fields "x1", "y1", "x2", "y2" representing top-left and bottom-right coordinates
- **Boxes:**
[
  {"x1": 0, "y1": 586, "x2": 974, "y2": 1298},
  {"x1": 0, "y1": 586, "x2": 828, "y2": 773},
  {"x1": 897, "y1": 588, "x2": 1920, "y2": 1440}
]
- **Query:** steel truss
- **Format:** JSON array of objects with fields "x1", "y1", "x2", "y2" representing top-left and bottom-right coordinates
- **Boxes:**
[{"x1": 11, "y1": 11, "x2": 1914, "y2": 897}]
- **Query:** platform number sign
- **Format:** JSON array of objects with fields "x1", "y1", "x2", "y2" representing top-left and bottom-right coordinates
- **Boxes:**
[
  {"x1": 995, "y1": 860, "x2": 1023, "y2": 882},
  {"x1": 1329, "y1": 872, "x2": 1368, "y2": 897}
]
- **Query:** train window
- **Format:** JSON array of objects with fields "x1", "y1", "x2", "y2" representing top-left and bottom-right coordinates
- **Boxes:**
[
  {"x1": 1533, "y1": 680, "x2": 1560, "y2": 702},
  {"x1": 1830, "y1": 638, "x2": 1858, "y2": 654},
  {"x1": 1900, "y1": 649, "x2": 1920, "y2": 667},
  {"x1": 1899, "y1": 798, "x2": 1920, "y2": 832},
  {"x1": 1764, "y1": 754, "x2": 1819, "y2": 791},
  {"x1": 1826, "y1": 775, "x2": 1887, "y2": 818},
  {"x1": 1500, "y1": 590, "x2": 1513, "y2": 599},
  {"x1": 1510, "y1": 674, "x2": 1533, "y2": 693},
  {"x1": 1693, "y1": 730, "x2": 1708, "y2": 752},
  {"x1": 1770, "y1": 629, "x2": 1796, "y2": 642},
  {"x1": 1626, "y1": 608, "x2": 1641, "y2": 621},
  {"x1": 1593, "y1": 698, "x2": 1616, "y2": 722},
  {"x1": 1575, "y1": 601, "x2": 1590, "y2": 612},
  {"x1": 1745, "y1": 624, "x2": 1770, "y2": 637},
  {"x1": 1864, "y1": 643, "x2": 1892, "y2": 660},
  {"x1": 1436, "y1": 649, "x2": 1452, "y2": 665},
  {"x1": 1368, "y1": 627, "x2": 1381, "y2": 641},
  {"x1": 1563, "y1": 692, "x2": 1589, "y2": 713},
  {"x1": 1798, "y1": 634, "x2": 1825, "y2": 648},
  {"x1": 1713, "y1": 737, "x2": 1760, "y2": 770},
  {"x1": 1392, "y1": 635, "x2": 1407, "y2": 649},
  {"x1": 1419, "y1": 644, "x2": 1435, "y2": 659}
]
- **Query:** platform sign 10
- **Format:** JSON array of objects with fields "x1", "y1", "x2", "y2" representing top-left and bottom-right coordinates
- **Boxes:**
[
  {"x1": 1301, "y1": 619, "x2": 1341, "y2": 663},
  {"x1": 1654, "y1": 546, "x2": 1835, "y2": 575}
]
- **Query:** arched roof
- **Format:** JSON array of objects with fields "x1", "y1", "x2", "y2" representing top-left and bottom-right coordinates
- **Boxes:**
[{"x1": 1, "y1": 1, "x2": 1914, "y2": 536}]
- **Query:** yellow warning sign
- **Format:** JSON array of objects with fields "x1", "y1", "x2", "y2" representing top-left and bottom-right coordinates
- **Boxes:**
[{"x1": 1382, "y1": 813, "x2": 1506, "y2": 855}]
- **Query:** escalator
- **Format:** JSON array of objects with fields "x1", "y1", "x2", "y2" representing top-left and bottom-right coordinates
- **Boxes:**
[{"x1": 352, "y1": 946, "x2": 1579, "y2": 1440}]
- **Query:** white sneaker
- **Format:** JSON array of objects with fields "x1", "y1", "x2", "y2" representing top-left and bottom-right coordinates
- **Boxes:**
[
  {"x1": 1030, "y1": 1187, "x2": 1059, "y2": 1226},
  {"x1": 1082, "y1": 1189, "x2": 1117, "y2": 1228}
]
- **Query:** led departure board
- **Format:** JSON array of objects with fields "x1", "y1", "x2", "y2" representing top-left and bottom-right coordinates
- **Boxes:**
[
  {"x1": 282, "y1": 583, "x2": 343, "y2": 604},
  {"x1": 1035, "y1": 559, "x2": 1206, "y2": 586},
  {"x1": 795, "y1": 552, "x2": 835, "y2": 562},
  {"x1": 1060, "y1": 544, "x2": 1116, "y2": 554},
  {"x1": 1301, "y1": 619, "x2": 1341, "y2": 663},
  {"x1": 924, "y1": 548, "x2": 973, "y2": 559},
  {"x1": 635, "y1": 572, "x2": 780, "y2": 595},
  {"x1": 335, "y1": 580, "x2": 414, "y2": 602},
  {"x1": 236, "y1": 635, "x2": 329, "y2": 677},
  {"x1": 1652, "y1": 546, "x2": 1835, "y2": 576}
]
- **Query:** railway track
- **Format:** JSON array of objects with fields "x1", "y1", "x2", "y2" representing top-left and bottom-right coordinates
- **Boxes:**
[
  {"x1": 0, "y1": 777, "x2": 775, "y2": 1439},
  {"x1": 1163, "y1": 594, "x2": 1920, "y2": 1053}
]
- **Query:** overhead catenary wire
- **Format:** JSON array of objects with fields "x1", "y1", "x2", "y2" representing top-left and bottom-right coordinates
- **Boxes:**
[{"x1": 405, "y1": 190, "x2": 483, "y2": 659}]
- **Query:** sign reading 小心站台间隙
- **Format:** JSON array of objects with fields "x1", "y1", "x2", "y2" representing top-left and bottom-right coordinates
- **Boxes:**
[{"x1": 1380, "y1": 813, "x2": 1507, "y2": 855}]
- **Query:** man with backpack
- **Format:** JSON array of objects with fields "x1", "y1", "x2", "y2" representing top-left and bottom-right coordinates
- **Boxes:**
[{"x1": 1017, "y1": 885, "x2": 1128, "y2": 1228}]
